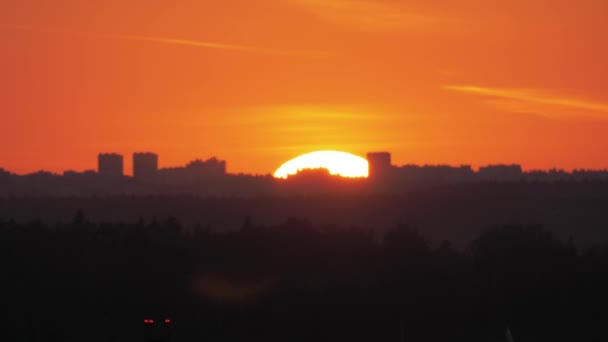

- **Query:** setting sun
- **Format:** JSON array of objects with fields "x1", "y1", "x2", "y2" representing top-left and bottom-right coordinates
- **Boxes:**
[{"x1": 273, "y1": 151, "x2": 369, "y2": 179}]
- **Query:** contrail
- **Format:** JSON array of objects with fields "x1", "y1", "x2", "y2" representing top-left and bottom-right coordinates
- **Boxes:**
[{"x1": 4, "y1": 24, "x2": 332, "y2": 57}]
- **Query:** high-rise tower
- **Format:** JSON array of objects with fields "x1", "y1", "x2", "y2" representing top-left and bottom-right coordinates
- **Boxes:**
[
  {"x1": 98, "y1": 153, "x2": 124, "y2": 178},
  {"x1": 133, "y1": 152, "x2": 159, "y2": 182},
  {"x1": 366, "y1": 152, "x2": 392, "y2": 179}
]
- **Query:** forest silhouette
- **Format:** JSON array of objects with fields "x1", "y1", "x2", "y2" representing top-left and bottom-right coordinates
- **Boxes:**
[{"x1": 2, "y1": 212, "x2": 607, "y2": 341}]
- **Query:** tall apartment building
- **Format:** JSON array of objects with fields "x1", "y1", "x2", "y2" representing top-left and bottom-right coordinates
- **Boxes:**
[
  {"x1": 133, "y1": 152, "x2": 159, "y2": 182},
  {"x1": 366, "y1": 152, "x2": 393, "y2": 179},
  {"x1": 98, "y1": 153, "x2": 124, "y2": 178}
]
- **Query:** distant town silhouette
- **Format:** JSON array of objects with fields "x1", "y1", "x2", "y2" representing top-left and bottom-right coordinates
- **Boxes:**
[{"x1": 1, "y1": 151, "x2": 608, "y2": 196}]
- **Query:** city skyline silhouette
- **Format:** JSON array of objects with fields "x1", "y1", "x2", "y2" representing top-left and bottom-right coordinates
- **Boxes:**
[{"x1": 2, "y1": 150, "x2": 608, "y2": 178}]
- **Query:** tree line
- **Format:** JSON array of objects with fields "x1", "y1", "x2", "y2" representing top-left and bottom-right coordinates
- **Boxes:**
[{"x1": 2, "y1": 212, "x2": 607, "y2": 341}]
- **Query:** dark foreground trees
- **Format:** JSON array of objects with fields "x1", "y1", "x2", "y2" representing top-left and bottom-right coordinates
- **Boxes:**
[{"x1": 1, "y1": 215, "x2": 607, "y2": 341}]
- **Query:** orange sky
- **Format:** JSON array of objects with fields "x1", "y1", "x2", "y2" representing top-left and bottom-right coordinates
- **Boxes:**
[{"x1": 2, "y1": 0, "x2": 608, "y2": 175}]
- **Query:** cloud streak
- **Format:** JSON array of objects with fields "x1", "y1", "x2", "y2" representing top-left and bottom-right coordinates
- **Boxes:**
[
  {"x1": 288, "y1": 0, "x2": 442, "y2": 31},
  {"x1": 445, "y1": 85, "x2": 608, "y2": 119},
  {"x1": 116, "y1": 34, "x2": 330, "y2": 57},
  {"x1": 4, "y1": 24, "x2": 331, "y2": 57}
]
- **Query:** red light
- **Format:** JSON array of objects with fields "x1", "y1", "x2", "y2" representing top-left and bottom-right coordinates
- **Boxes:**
[
  {"x1": 164, "y1": 318, "x2": 171, "y2": 324},
  {"x1": 144, "y1": 319, "x2": 154, "y2": 324}
]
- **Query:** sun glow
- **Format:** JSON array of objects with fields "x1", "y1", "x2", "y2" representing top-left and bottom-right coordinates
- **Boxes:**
[{"x1": 274, "y1": 151, "x2": 369, "y2": 179}]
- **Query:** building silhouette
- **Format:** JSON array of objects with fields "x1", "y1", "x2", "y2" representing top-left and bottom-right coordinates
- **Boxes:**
[
  {"x1": 133, "y1": 152, "x2": 158, "y2": 183},
  {"x1": 98, "y1": 153, "x2": 124, "y2": 178},
  {"x1": 367, "y1": 152, "x2": 392, "y2": 179},
  {"x1": 158, "y1": 157, "x2": 227, "y2": 185},
  {"x1": 397, "y1": 164, "x2": 474, "y2": 183},
  {"x1": 185, "y1": 157, "x2": 226, "y2": 179}
]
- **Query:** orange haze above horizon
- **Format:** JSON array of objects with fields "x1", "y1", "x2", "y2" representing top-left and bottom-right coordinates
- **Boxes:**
[{"x1": 2, "y1": 0, "x2": 608, "y2": 175}]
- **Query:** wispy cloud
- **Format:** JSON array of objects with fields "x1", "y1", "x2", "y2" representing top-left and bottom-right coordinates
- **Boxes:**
[
  {"x1": 4, "y1": 24, "x2": 331, "y2": 57},
  {"x1": 116, "y1": 34, "x2": 330, "y2": 57},
  {"x1": 288, "y1": 0, "x2": 442, "y2": 31},
  {"x1": 214, "y1": 104, "x2": 402, "y2": 153},
  {"x1": 445, "y1": 85, "x2": 608, "y2": 119}
]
